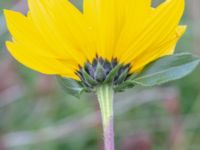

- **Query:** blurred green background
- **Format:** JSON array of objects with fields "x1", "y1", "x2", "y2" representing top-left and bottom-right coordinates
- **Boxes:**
[{"x1": 0, "y1": 0, "x2": 200, "y2": 150}]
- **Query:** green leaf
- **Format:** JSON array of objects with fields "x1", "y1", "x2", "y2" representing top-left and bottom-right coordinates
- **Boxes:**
[
  {"x1": 131, "y1": 53, "x2": 200, "y2": 86},
  {"x1": 57, "y1": 76, "x2": 85, "y2": 98},
  {"x1": 114, "y1": 81, "x2": 135, "y2": 92}
]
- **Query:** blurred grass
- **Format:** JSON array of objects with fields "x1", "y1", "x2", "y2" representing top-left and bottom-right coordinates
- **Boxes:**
[{"x1": 0, "y1": 0, "x2": 200, "y2": 150}]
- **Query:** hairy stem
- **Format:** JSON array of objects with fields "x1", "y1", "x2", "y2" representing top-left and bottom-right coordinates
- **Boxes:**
[{"x1": 96, "y1": 84, "x2": 115, "y2": 150}]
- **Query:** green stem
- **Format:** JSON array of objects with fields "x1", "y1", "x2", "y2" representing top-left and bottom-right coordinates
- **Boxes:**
[{"x1": 96, "y1": 84, "x2": 115, "y2": 150}]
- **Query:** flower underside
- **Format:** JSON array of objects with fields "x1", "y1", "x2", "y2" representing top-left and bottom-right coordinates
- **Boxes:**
[
  {"x1": 4, "y1": 0, "x2": 186, "y2": 82},
  {"x1": 4, "y1": 0, "x2": 200, "y2": 98},
  {"x1": 76, "y1": 56, "x2": 131, "y2": 90}
]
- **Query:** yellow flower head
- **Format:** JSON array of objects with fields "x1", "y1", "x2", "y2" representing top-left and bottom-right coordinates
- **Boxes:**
[{"x1": 4, "y1": 0, "x2": 185, "y2": 88}]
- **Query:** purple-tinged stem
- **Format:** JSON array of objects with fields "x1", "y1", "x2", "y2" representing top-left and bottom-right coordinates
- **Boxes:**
[
  {"x1": 104, "y1": 117, "x2": 114, "y2": 150},
  {"x1": 96, "y1": 84, "x2": 115, "y2": 150}
]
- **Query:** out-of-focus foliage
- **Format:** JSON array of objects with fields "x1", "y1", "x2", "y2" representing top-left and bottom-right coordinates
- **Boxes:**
[{"x1": 0, "y1": 0, "x2": 200, "y2": 150}]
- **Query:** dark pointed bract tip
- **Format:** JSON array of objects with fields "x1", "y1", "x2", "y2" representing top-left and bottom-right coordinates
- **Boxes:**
[{"x1": 76, "y1": 57, "x2": 132, "y2": 90}]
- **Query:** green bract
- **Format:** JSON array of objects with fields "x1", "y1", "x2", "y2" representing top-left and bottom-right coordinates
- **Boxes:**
[{"x1": 58, "y1": 53, "x2": 199, "y2": 98}]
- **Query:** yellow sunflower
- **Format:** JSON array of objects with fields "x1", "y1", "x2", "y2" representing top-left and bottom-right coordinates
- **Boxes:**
[
  {"x1": 5, "y1": 1, "x2": 200, "y2": 150},
  {"x1": 4, "y1": 0, "x2": 185, "y2": 87}
]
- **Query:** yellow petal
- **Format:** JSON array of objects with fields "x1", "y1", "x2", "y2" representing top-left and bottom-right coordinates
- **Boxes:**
[
  {"x1": 28, "y1": 0, "x2": 95, "y2": 63},
  {"x1": 6, "y1": 41, "x2": 77, "y2": 77},
  {"x1": 4, "y1": 10, "x2": 51, "y2": 57},
  {"x1": 84, "y1": 0, "x2": 128, "y2": 60},
  {"x1": 130, "y1": 25, "x2": 186, "y2": 72},
  {"x1": 4, "y1": 0, "x2": 186, "y2": 81},
  {"x1": 4, "y1": 9, "x2": 81, "y2": 62},
  {"x1": 4, "y1": 9, "x2": 80, "y2": 79},
  {"x1": 117, "y1": 0, "x2": 185, "y2": 64},
  {"x1": 113, "y1": 0, "x2": 154, "y2": 58}
]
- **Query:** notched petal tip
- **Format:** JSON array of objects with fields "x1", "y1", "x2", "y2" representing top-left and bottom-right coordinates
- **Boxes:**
[
  {"x1": 3, "y1": 9, "x2": 12, "y2": 15},
  {"x1": 5, "y1": 41, "x2": 15, "y2": 52},
  {"x1": 176, "y1": 25, "x2": 187, "y2": 37},
  {"x1": 4, "y1": 9, "x2": 22, "y2": 18},
  {"x1": 3, "y1": 9, "x2": 16, "y2": 21},
  {"x1": 3, "y1": 9, "x2": 27, "y2": 27}
]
